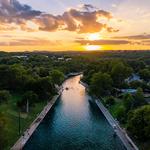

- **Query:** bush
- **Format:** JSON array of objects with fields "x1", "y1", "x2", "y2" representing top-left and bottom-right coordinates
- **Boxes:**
[
  {"x1": 17, "y1": 91, "x2": 38, "y2": 112},
  {"x1": 105, "y1": 96, "x2": 115, "y2": 106},
  {"x1": 133, "y1": 88, "x2": 147, "y2": 108},
  {"x1": 123, "y1": 93, "x2": 134, "y2": 112},
  {"x1": 51, "y1": 70, "x2": 64, "y2": 85},
  {"x1": 115, "y1": 106, "x2": 126, "y2": 122},
  {"x1": 90, "y1": 72, "x2": 113, "y2": 97},
  {"x1": 127, "y1": 105, "x2": 150, "y2": 141},
  {"x1": 139, "y1": 69, "x2": 150, "y2": 81},
  {"x1": 0, "y1": 114, "x2": 7, "y2": 148},
  {"x1": 0, "y1": 90, "x2": 11, "y2": 103}
]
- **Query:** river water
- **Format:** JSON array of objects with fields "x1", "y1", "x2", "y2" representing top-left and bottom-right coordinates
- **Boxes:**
[{"x1": 24, "y1": 76, "x2": 126, "y2": 150}]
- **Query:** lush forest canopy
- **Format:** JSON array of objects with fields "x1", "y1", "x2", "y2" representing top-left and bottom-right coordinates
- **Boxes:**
[{"x1": 0, "y1": 50, "x2": 150, "y2": 149}]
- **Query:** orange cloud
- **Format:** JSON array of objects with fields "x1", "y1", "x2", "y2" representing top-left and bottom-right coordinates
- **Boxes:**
[
  {"x1": 113, "y1": 34, "x2": 150, "y2": 40},
  {"x1": 0, "y1": 0, "x2": 118, "y2": 34},
  {"x1": 0, "y1": 38, "x2": 61, "y2": 46},
  {"x1": 76, "y1": 39, "x2": 130, "y2": 45}
]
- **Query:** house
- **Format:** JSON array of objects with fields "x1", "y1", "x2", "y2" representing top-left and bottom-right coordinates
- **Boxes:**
[{"x1": 125, "y1": 74, "x2": 142, "y2": 83}]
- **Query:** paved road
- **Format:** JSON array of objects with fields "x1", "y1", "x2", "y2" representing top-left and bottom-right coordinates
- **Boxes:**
[{"x1": 95, "y1": 99, "x2": 139, "y2": 150}]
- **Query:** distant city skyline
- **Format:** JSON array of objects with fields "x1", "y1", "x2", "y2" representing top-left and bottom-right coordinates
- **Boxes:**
[{"x1": 0, "y1": 0, "x2": 150, "y2": 51}]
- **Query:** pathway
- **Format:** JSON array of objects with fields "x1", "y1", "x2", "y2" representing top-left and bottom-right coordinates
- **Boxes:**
[
  {"x1": 95, "y1": 99, "x2": 139, "y2": 150},
  {"x1": 11, "y1": 93, "x2": 61, "y2": 150}
]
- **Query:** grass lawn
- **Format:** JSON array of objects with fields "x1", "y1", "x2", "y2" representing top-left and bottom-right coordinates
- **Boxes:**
[
  {"x1": 0, "y1": 94, "x2": 46, "y2": 150},
  {"x1": 102, "y1": 97, "x2": 150, "y2": 150},
  {"x1": 109, "y1": 98, "x2": 125, "y2": 118}
]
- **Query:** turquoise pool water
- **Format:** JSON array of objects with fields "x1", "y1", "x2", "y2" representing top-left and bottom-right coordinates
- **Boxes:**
[{"x1": 24, "y1": 76, "x2": 126, "y2": 150}]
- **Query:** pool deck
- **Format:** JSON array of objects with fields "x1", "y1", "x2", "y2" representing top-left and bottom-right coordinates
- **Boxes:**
[
  {"x1": 95, "y1": 99, "x2": 139, "y2": 150},
  {"x1": 11, "y1": 90, "x2": 62, "y2": 150},
  {"x1": 80, "y1": 81, "x2": 139, "y2": 150}
]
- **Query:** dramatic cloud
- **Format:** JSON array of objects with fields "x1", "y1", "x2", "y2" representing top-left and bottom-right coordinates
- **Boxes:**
[
  {"x1": 0, "y1": 0, "x2": 41, "y2": 22},
  {"x1": 0, "y1": 0, "x2": 41, "y2": 31},
  {"x1": 107, "y1": 27, "x2": 119, "y2": 33},
  {"x1": 0, "y1": 0, "x2": 118, "y2": 33},
  {"x1": 0, "y1": 38, "x2": 60, "y2": 46},
  {"x1": 31, "y1": 6, "x2": 115, "y2": 33},
  {"x1": 141, "y1": 40, "x2": 150, "y2": 45},
  {"x1": 76, "y1": 39, "x2": 130, "y2": 45},
  {"x1": 79, "y1": 4, "x2": 97, "y2": 11}
]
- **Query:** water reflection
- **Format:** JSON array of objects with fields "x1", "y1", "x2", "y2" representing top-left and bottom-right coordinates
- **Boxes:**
[{"x1": 24, "y1": 76, "x2": 125, "y2": 150}]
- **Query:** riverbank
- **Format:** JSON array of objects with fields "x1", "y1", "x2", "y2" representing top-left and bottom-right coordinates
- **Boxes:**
[
  {"x1": 0, "y1": 94, "x2": 47, "y2": 150},
  {"x1": 80, "y1": 81, "x2": 139, "y2": 150},
  {"x1": 24, "y1": 75, "x2": 127, "y2": 150},
  {"x1": 95, "y1": 99, "x2": 139, "y2": 150},
  {"x1": 11, "y1": 92, "x2": 62, "y2": 150}
]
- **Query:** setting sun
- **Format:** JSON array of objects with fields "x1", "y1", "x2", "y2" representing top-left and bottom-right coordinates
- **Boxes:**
[
  {"x1": 85, "y1": 45, "x2": 101, "y2": 51},
  {"x1": 88, "y1": 33, "x2": 102, "y2": 41}
]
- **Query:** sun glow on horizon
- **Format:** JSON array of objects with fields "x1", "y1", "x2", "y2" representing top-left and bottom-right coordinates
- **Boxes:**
[
  {"x1": 84, "y1": 33, "x2": 102, "y2": 51},
  {"x1": 85, "y1": 45, "x2": 101, "y2": 51},
  {"x1": 87, "y1": 33, "x2": 102, "y2": 41}
]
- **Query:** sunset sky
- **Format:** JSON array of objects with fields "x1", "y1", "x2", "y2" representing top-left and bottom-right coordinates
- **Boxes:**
[{"x1": 0, "y1": 0, "x2": 150, "y2": 51}]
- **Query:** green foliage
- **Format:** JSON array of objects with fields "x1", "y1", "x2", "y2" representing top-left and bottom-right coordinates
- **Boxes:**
[
  {"x1": 130, "y1": 80, "x2": 144, "y2": 89},
  {"x1": 0, "y1": 95, "x2": 46, "y2": 149},
  {"x1": 17, "y1": 91, "x2": 38, "y2": 110},
  {"x1": 139, "y1": 68, "x2": 150, "y2": 81},
  {"x1": 127, "y1": 105, "x2": 150, "y2": 141},
  {"x1": 123, "y1": 88, "x2": 147, "y2": 112},
  {"x1": 123, "y1": 93, "x2": 134, "y2": 112},
  {"x1": 33, "y1": 76, "x2": 56, "y2": 100},
  {"x1": 0, "y1": 90, "x2": 11, "y2": 104},
  {"x1": 111, "y1": 62, "x2": 133, "y2": 87},
  {"x1": 51, "y1": 69, "x2": 64, "y2": 85},
  {"x1": 0, "y1": 51, "x2": 150, "y2": 149},
  {"x1": 128, "y1": 61, "x2": 146, "y2": 72},
  {"x1": 115, "y1": 105, "x2": 126, "y2": 122},
  {"x1": 0, "y1": 114, "x2": 7, "y2": 149},
  {"x1": 133, "y1": 88, "x2": 147, "y2": 108},
  {"x1": 105, "y1": 96, "x2": 115, "y2": 107},
  {"x1": 90, "y1": 72, "x2": 113, "y2": 97},
  {"x1": 0, "y1": 64, "x2": 30, "y2": 92},
  {"x1": 37, "y1": 67, "x2": 49, "y2": 77}
]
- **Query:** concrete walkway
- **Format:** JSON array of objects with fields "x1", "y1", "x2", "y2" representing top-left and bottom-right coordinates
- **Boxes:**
[
  {"x1": 95, "y1": 99, "x2": 139, "y2": 150},
  {"x1": 11, "y1": 93, "x2": 61, "y2": 150}
]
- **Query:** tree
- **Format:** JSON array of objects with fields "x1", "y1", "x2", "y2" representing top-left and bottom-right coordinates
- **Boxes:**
[
  {"x1": 17, "y1": 91, "x2": 38, "y2": 112},
  {"x1": 127, "y1": 105, "x2": 150, "y2": 141},
  {"x1": 115, "y1": 106, "x2": 126, "y2": 122},
  {"x1": 34, "y1": 77, "x2": 56, "y2": 100},
  {"x1": 139, "y1": 68, "x2": 150, "y2": 81},
  {"x1": 111, "y1": 62, "x2": 132, "y2": 87},
  {"x1": 51, "y1": 70, "x2": 64, "y2": 85},
  {"x1": 90, "y1": 72, "x2": 113, "y2": 97},
  {"x1": 0, "y1": 65, "x2": 10, "y2": 89},
  {"x1": 0, "y1": 114, "x2": 7, "y2": 149},
  {"x1": 9, "y1": 65, "x2": 25, "y2": 91},
  {"x1": 105, "y1": 96, "x2": 115, "y2": 107},
  {"x1": 130, "y1": 80, "x2": 144, "y2": 89},
  {"x1": 0, "y1": 64, "x2": 29, "y2": 92},
  {"x1": 133, "y1": 88, "x2": 147, "y2": 108},
  {"x1": 129, "y1": 61, "x2": 145, "y2": 72},
  {"x1": 37, "y1": 67, "x2": 49, "y2": 77},
  {"x1": 0, "y1": 90, "x2": 11, "y2": 103},
  {"x1": 123, "y1": 93, "x2": 134, "y2": 112}
]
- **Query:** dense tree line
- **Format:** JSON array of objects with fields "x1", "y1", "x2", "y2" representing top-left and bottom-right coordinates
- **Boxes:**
[
  {"x1": 127, "y1": 105, "x2": 150, "y2": 141},
  {"x1": 0, "y1": 51, "x2": 150, "y2": 148},
  {"x1": 83, "y1": 59, "x2": 149, "y2": 143}
]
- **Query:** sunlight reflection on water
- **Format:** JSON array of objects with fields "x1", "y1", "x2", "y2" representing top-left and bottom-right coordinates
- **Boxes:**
[{"x1": 24, "y1": 76, "x2": 126, "y2": 150}]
